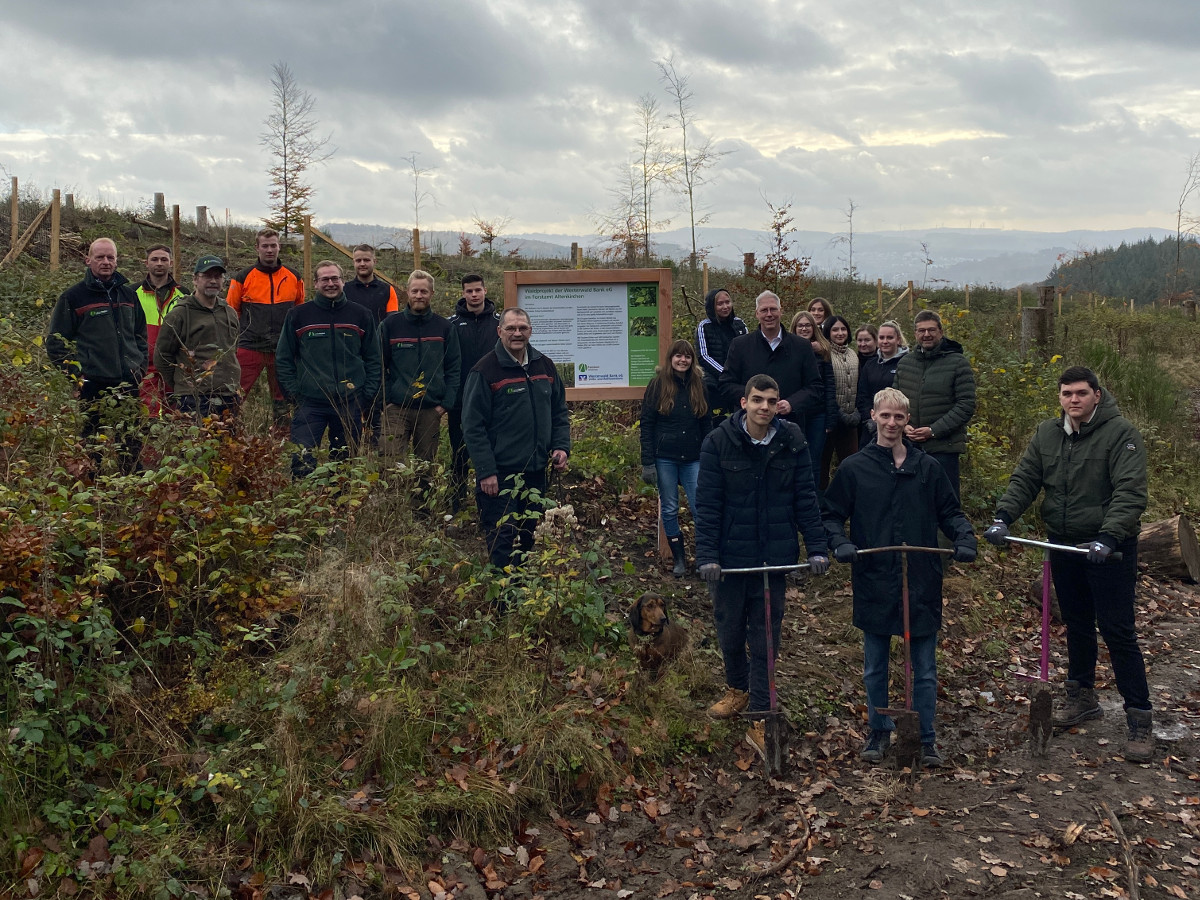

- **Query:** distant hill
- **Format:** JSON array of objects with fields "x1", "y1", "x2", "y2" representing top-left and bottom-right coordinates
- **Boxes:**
[
  {"x1": 1046, "y1": 235, "x2": 1200, "y2": 306},
  {"x1": 325, "y1": 222, "x2": 1174, "y2": 289}
]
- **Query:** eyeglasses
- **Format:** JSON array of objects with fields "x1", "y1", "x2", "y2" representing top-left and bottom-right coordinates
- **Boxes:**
[{"x1": 316, "y1": 275, "x2": 343, "y2": 284}]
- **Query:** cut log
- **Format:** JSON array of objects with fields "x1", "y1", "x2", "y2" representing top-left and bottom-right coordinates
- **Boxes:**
[{"x1": 1138, "y1": 514, "x2": 1200, "y2": 583}]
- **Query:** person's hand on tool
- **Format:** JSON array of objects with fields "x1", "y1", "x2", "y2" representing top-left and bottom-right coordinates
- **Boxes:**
[
  {"x1": 641, "y1": 465, "x2": 656, "y2": 486},
  {"x1": 699, "y1": 563, "x2": 722, "y2": 583},
  {"x1": 1086, "y1": 539, "x2": 1113, "y2": 564},
  {"x1": 833, "y1": 543, "x2": 859, "y2": 563},
  {"x1": 808, "y1": 555, "x2": 830, "y2": 576},
  {"x1": 953, "y1": 543, "x2": 977, "y2": 563},
  {"x1": 983, "y1": 519, "x2": 1010, "y2": 546}
]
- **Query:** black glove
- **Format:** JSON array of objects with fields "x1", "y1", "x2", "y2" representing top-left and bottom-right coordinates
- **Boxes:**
[
  {"x1": 808, "y1": 555, "x2": 830, "y2": 576},
  {"x1": 641, "y1": 465, "x2": 657, "y2": 486},
  {"x1": 1087, "y1": 540, "x2": 1113, "y2": 564},
  {"x1": 841, "y1": 410, "x2": 861, "y2": 428},
  {"x1": 833, "y1": 543, "x2": 859, "y2": 563},
  {"x1": 953, "y1": 544, "x2": 977, "y2": 563},
  {"x1": 983, "y1": 519, "x2": 1009, "y2": 547},
  {"x1": 699, "y1": 563, "x2": 722, "y2": 583}
]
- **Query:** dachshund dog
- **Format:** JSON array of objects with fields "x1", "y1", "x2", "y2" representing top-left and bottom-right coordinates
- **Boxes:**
[{"x1": 628, "y1": 592, "x2": 687, "y2": 676}]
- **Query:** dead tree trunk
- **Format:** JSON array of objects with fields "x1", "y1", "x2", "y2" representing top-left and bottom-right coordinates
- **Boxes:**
[{"x1": 1138, "y1": 515, "x2": 1200, "y2": 582}]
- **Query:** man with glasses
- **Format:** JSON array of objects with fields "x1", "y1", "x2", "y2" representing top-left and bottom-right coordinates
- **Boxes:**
[
  {"x1": 276, "y1": 260, "x2": 380, "y2": 478},
  {"x1": 893, "y1": 310, "x2": 976, "y2": 498},
  {"x1": 461, "y1": 307, "x2": 570, "y2": 571}
]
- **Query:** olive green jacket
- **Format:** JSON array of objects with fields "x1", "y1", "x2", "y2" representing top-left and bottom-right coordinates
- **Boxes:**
[
  {"x1": 893, "y1": 337, "x2": 976, "y2": 454},
  {"x1": 994, "y1": 391, "x2": 1147, "y2": 547}
]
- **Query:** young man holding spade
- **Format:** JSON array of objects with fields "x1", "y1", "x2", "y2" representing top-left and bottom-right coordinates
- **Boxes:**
[
  {"x1": 822, "y1": 387, "x2": 977, "y2": 768},
  {"x1": 695, "y1": 374, "x2": 829, "y2": 758}
]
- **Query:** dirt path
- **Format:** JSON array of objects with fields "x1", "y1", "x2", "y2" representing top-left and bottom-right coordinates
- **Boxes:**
[{"x1": 458, "y1": 572, "x2": 1200, "y2": 900}]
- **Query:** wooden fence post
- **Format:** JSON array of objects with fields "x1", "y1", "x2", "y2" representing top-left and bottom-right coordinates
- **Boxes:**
[
  {"x1": 171, "y1": 205, "x2": 182, "y2": 282},
  {"x1": 9, "y1": 177, "x2": 17, "y2": 252},
  {"x1": 907, "y1": 281, "x2": 915, "y2": 315},
  {"x1": 574, "y1": 244, "x2": 583, "y2": 268},
  {"x1": 303, "y1": 215, "x2": 313, "y2": 295},
  {"x1": 703, "y1": 262, "x2": 709, "y2": 296},
  {"x1": 743, "y1": 252, "x2": 755, "y2": 276},
  {"x1": 153, "y1": 192, "x2": 166, "y2": 223},
  {"x1": 570, "y1": 242, "x2": 578, "y2": 266},
  {"x1": 196, "y1": 206, "x2": 208, "y2": 232},
  {"x1": 1017, "y1": 287, "x2": 1022, "y2": 316},
  {"x1": 877, "y1": 278, "x2": 883, "y2": 317},
  {"x1": 224, "y1": 208, "x2": 230, "y2": 261},
  {"x1": 49, "y1": 190, "x2": 61, "y2": 271},
  {"x1": 412, "y1": 227, "x2": 421, "y2": 272},
  {"x1": 1057, "y1": 288, "x2": 1062, "y2": 316},
  {"x1": 965, "y1": 284, "x2": 970, "y2": 309}
]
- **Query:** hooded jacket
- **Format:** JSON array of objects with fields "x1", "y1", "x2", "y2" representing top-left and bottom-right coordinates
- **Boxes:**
[
  {"x1": 461, "y1": 341, "x2": 571, "y2": 479},
  {"x1": 227, "y1": 261, "x2": 305, "y2": 352},
  {"x1": 694, "y1": 410, "x2": 827, "y2": 570},
  {"x1": 46, "y1": 269, "x2": 148, "y2": 385},
  {"x1": 893, "y1": 337, "x2": 976, "y2": 454},
  {"x1": 275, "y1": 292, "x2": 380, "y2": 405},
  {"x1": 154, "y1": 293, "x2": 241, "y2": 397},
  {"x1": 696, "y1": 288, "x2": 748, "y2": 396},
  {"x1": 639, "y1": 373, "x2": 713, "y2": 465},
  {"x1": 379, "y1": 306, "x2": 462, "y2": 410},
  {"x1": 994, "y1": 390, "x2": 1146, "y2": 548},
  {"x1": 822, "y1": 439, "x2": 976, "y2": 637},
  {"x1": 448, "y1": 297, "x2": 501, "y2": 397},
  {"x1": 718, "y1": 329, "x2": 823, "y2": 428},
  {"x1": 856, "y1": 347, "x2": 908, "y2": 422}
]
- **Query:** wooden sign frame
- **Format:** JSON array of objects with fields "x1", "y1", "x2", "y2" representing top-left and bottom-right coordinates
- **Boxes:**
[{"x1": 502, "y1": 268, "x2": 673, "y2": 401}]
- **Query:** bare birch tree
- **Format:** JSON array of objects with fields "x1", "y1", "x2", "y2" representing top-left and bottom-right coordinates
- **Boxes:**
[
  {"x1": 260, "y1": 62, "x2": 334, "y2": 237},
  {"x1": 1171, "y1": 152, "x2": 1200, "y2": 300},
  {"x1": 402, "y1": 153, "x2": 436, "y2": 232},
  {"x1": 657, "y1": 56, "x2": 728, "y2": 269}
]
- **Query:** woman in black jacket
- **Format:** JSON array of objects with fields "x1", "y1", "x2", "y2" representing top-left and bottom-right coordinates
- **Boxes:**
[
  {"x1": 640, "y1": 340, "x2": 712, "y2": 576},
  {"x1": 856, "y1": 319, "x2": 909, "y2": 445}
]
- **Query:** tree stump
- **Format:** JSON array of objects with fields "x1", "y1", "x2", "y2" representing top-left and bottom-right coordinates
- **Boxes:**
[{"x1": 1138, "y1": 515, "x2": 1200, "y2": 582}]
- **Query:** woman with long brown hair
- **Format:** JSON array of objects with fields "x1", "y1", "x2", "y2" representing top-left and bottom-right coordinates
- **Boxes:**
[
  {"x1": 791, "y1": 310, "x2": 836, "y2": 485},
  {"x1": 640, "y1": 339, "x2": 712, "y2": 576},
  {"x1": 819, "y1": 314, "x2": 860, "y2": 490}
]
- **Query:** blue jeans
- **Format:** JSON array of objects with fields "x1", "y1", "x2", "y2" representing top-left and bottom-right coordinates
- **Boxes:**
[
  {"x1": 863, "y1": 631, "x2": 938, "y2": 744},
  {"x1": 804, "y1": 415, "x2": 826, "y2": 489},
  {"x1": 655, "y1": 458, "x2": 699, "y2": 537},
  {"x1": 713, "y1": 573, "x2": 786, "y2": 713}
]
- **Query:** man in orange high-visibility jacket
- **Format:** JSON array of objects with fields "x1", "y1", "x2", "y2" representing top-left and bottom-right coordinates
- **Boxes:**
[
  {"x1": 226, "y1": 227, "x2": 305, "y2": 426},
  {"x1": 135, "y1": 244, "x2": 185, "y2": 416}
]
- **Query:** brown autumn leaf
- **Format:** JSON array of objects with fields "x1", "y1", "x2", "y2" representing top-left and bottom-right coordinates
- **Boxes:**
[
  {"x1": 19, "y1": 848, "x2": 44, "y2": 878},
  {"x1": 1167, "y1": 886, "x2": 1187, "y2": 899},
  {"x1": 341, "y1": 757, "x2": 357, "y2": 771},
  {"x1": 528, "y1": 855, "x2": 545, "y2": 874},
  {"x1": 1087, "y1": 866, "x2": 1117, "y2": 880},
  {"x1": 643, "y1": 799, "x2": 659, "y2": 820}
]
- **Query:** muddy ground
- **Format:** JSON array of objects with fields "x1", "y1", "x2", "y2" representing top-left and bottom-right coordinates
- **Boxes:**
[{"x1": 428, "y1": 562, "x2": 1200, "y2": 900}]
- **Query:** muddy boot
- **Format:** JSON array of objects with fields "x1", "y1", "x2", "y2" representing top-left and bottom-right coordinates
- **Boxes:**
[
  {"x1": 1053, "y1": 680, "x2": 1103, "y2": 729},
  {"x1": 667, "y1": 535, "x2": 687, "y2": 577},
  {"x1": 1124, "y1": 708, "x2": 1154, "y2": 763},
  {"x1": 708, "y1": 688, "x2": 749, "y2": 719}
]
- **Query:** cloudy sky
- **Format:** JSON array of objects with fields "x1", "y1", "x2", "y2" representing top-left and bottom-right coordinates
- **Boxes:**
[{"x1": 3, "y1": 0, "x2": 1198, "y2": 240}]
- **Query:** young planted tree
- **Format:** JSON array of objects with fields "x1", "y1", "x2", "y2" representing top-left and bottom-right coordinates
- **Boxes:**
[
  {"x1": 737, "y1": 198, "x2": 813, "y2": 310},
  {"x1": 591, "y1": 161, "x2": 645, "y2": 265},
  {"x1": 1170, "y1": 151, "x2": 1200, "y2": 301},
  {"x1": 473, "y1": 214, "x2": 513, "y2": 256},
  {"x1": 634, "y1": 94, "x2": 674, "y2": 264},
  {"x1": 657, "y1": 57, "x2": 728, "y2": 269},
  {"x1": 402, "y1": 152, "x2": 436, "y2": 232},
  {"x1": 260, "y1": 62, "x2": 334, "y2": 237}
]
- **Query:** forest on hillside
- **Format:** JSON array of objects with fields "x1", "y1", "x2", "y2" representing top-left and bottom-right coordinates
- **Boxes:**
[{"x1": 1046, "y1": 234, "x2": 1200, "y2": 305}]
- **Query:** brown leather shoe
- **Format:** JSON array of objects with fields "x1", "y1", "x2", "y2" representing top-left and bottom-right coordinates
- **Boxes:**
[{"x1": 708, "y1": 687, "x2": 749, "y2": 719}]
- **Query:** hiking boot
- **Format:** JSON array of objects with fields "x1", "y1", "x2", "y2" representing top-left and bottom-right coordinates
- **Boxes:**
[
  {"x1": 1124, "y1": 708, "x2": 1154, "y2": 763},
  {"x1": 921, "y1": 743, "x2": 945, "y2": 768},
  {"x1": 708, "y1": 687, "x2": 750, "y2": 719},
  {"x1": 1053, "y1": 680, "x2": 1103, "y2": 728},
  {"x1": 667, "y1": 535, "x2": 687, "y2": 578},
  {"x1": 860, "y1": 729, "x2": 891, "y2": 763},
  {"x1": 745, "y1": 721, "x2": 766, "y2": 760}
]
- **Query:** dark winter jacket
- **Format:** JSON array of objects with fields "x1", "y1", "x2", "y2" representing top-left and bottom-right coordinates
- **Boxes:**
[
  {"x1": 275, "y1": 292, "x2": 381, "y2": 406},
  {"x1": 344, "y1": 276, "x2": 399, "y2": 324},
  {"x1": 448, "y1": 297, "x2": 501, "y2": 400},
  {"x1": 719, "y1": 330, "x2": 823, "y2": 428},
  {"x1": 856, "y1": 348, "x2": 908, "y2": 422},
  {"x1": 379, "y1": 307, "x2": 462, "y2": 410},
  {"x1": 696, "y1": 288, "x2": 747, "y2": 403},
  {"x1": 822, "y1": 440, "x2": 976, "y2": 637},
  {"x1": 227, "y1": 262, "x2": 305, "y2": 352},
  {"x1": 154, "y1": 294, "x2": 241, "y2": 397},
  {"x1": 46, "y1": 270, "x2": 148, "y2": 385},
  {"x1": 694, "y1": 411, "x2": 827, "y2": 570},
  {"x1": 893, "y1": 337, "x2": 976, "y2": 454},
  {"x1": 816, "y1": 355, "x2": 837, "y2": 423},
  {"x1": 461, "y1": 342, "x2": 571, "y2": 479},
  {"x1": 639, "y1": 374, "x2": 713, "y2": 465},
  {"x1": 994, "y1": 391, "x2": 1146, "y2": 548}
]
